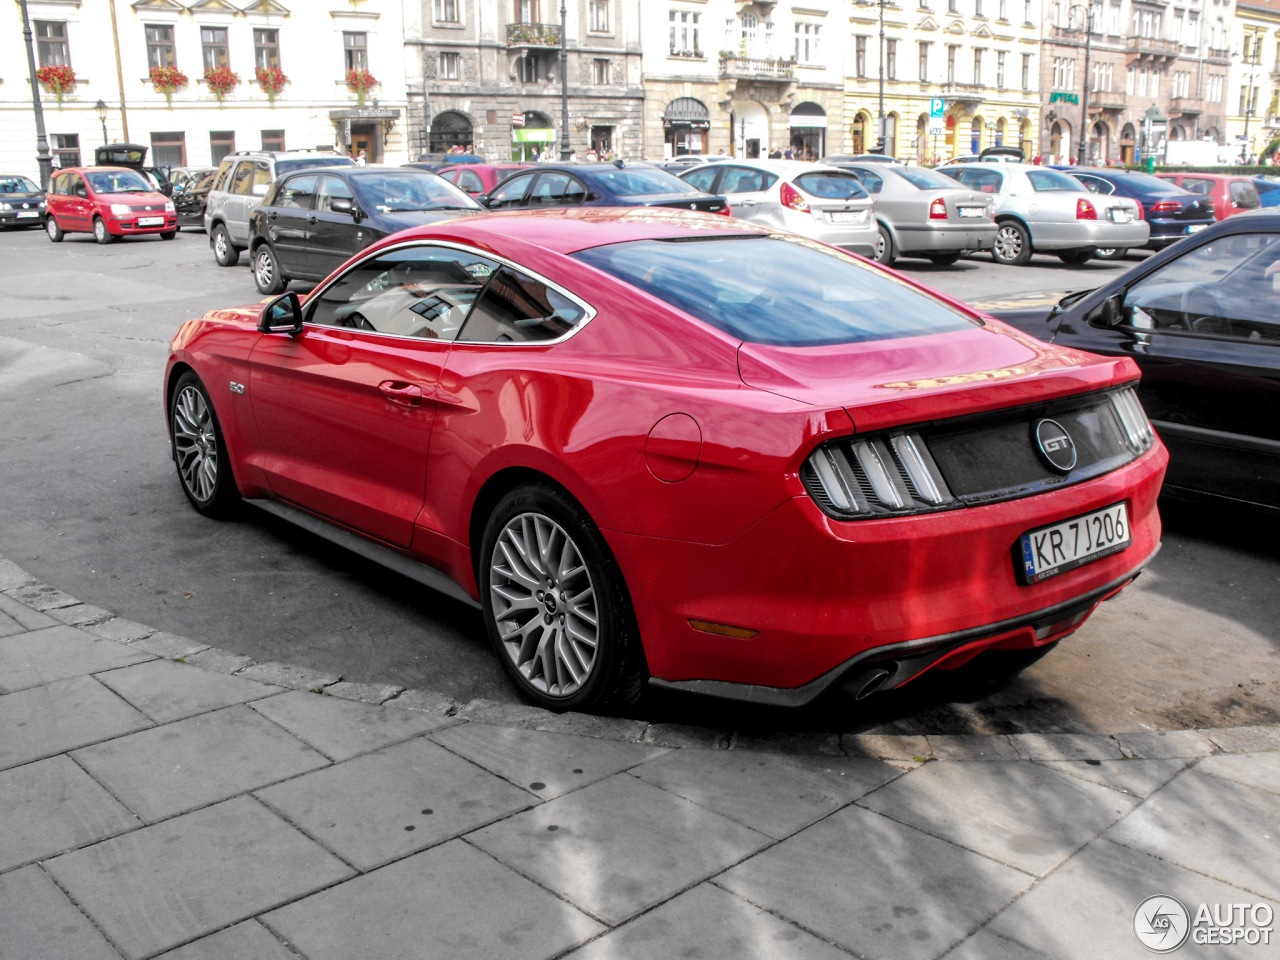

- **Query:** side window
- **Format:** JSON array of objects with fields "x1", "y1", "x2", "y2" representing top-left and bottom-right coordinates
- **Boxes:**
[
  {"x1": 212, "y1": 160, "x2": 233, "y2": 192},
  {"x1": 528, "y1": 173, "x2": 587, "y2": 207},
  {"x1": 276, "y1": 175, "x2": 318, "y2": 211},
  {"x1": 230, "y1": 161, "x2": 254, "y2": 196},
  {"x1": 953, "y1": 168, "x2": 1003, "y2": 193},
  {"x1": 306, "y1": 244, "x2": 498, "y2": 340},
  {"x1": 1026, "y1": 170, "x2": 1082, "y2": 192},
  {"x1": 316, "y1": 175, "x2": 354, "y2": 213},
  {"x1": 458, "y1": 266, "x2": 587, "y2": 343},
  {"x1": 457, "y1": 170, "x2": 485, "y2": 193},
  {"x1": 487, "y1": 173, "x2": 535, "y2": 208},
  {"x1": 1230, "y1": 181, "x2": 1260, "y2": 209},
  {"x1": 70, "y1": 174, "x2": 88, "y2": 198},
  {"x1": 1122, "y1": 233, "x2": 1280, "y2": 341},
  {"x1": 251, "y1": 161, "x2": 272, "y2": 194},
  {"x1": 1076, "y1": 175, "x2": 1114, "y2": 195},
  {"x1": 718, "y1": 166, "x2": 778, "y2": 194},
  {"x1": 50, "y1": 173, "x2": 66, "y2": 195},
  {"x1": 437, "y1": 168, "x2": 459, "y2": 184},
  {"x1": 681, "y1": 166, "x2": 719, "y2": 193},
  {"x1": 850, "y1": 167, "x2": 883, "y2": 193},
  {"x1": 1181, "y1": 178, "x2": 1213, "y2": 196}
]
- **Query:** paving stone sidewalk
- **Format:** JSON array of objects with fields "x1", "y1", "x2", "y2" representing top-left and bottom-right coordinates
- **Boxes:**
[{"x1": 2, "y1": 555, "x2": 1278, "y2": 960}]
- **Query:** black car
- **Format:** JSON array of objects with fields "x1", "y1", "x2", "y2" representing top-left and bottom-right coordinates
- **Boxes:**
[
  {"x1": 980, "y1": 209, "x2": 1280, "y2": 512},
  {"x1": 247, "y1": 165, "x2": 483, "y2": 294},
  {"x1": 1058, "y1": 168, "x2": 1215, "y2": 256},
  {"x1": 0, "y1": 174, "x2": 45, "y2": 228},
  {"x1": 481, "y1": 162, "x2": 728, "y2": 214},
  {"x1": 172, "y1": 167, "x2": 216, "y2": 229}
]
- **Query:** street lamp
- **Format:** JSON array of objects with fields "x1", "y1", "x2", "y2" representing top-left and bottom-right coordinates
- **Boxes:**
[
  {"x1": 559, "y1": 0, "x2": 571, "y2": 161},
  {"x1": 95, "y1": 99, "x2": 109, "y2": 145},
  {"x1": 1241, "y1": 31, "x2": 1261, "y2": 163},
  {"x1": 17, "y1": 0, "x2": 53, "y2": 190},
  {"x1": 1067, "y1": 3, "x2": 1095, "y2": 165}
]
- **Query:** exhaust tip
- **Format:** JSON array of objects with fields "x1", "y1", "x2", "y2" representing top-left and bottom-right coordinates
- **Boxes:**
[{"x1": 850, "y1": 667, "x2": 893, "y2": 701}]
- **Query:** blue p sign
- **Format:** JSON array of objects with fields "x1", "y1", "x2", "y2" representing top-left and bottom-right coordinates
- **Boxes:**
[{"x1": 930, "y1": 98, "x2": 945, "y2": 118}]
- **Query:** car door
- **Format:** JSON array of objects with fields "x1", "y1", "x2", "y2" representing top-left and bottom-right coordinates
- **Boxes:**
[
  {"x1": 247, "y1": 242, "x2": 500, "y2": 547},
  {"x1": 485, "y1": 172, "x2": 536, "y2": 209},
  {"x1": 1056, "y1": 229, "x2": 1280, "y2": 507},
  {"x1": 224, "y1": 160, "x2": 255, "y2": 243},
  {"x1": 526, "y1": 172, "x2": 587, "y2": 208},
  {"x1": 263, "y1": 174, "x2": 317, "y2": 276},
  {"x1": 63, "y1": 173, "x2": 93, "y2": 232},
  {"x1": 307, "y1": 175, "x2": 362, "y2": 279},
  {"x1": 716, "y1": 165, "x2": 778, "y2": 220},
  {"x1": 1022, "y1": 168, "x2": 1085, "y2": 245}
]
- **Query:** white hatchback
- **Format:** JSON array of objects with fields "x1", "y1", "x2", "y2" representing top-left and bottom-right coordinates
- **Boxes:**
[{"x1": 679, "y1": 159, "x2": 880, "y2": 258}]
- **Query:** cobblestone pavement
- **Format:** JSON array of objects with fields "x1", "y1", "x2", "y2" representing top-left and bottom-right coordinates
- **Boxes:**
[{"x1": 3, "y1": 554, "x2": 1278, "y2": 960}]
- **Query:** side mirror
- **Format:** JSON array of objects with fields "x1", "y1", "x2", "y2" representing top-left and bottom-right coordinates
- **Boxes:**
[
  {"x1": 259, "y1": 291, "x2": 303, "y2": 335},
  {"x1": 480, "y1": 196, "x2": 496, "y2": 208},
  {"x1": 1098, "y1": 293, "x2": 1124, "y2": 327},
  {"x1": 252, "y1": 182, "x2": 270, "y2": 197},
  {"x1": 329, "y1": 197, "x2": 353, "y2": 215}
]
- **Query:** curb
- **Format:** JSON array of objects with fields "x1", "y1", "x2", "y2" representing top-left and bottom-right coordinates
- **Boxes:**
[{"x1": 3, "y1": 555, "x2": 1278, "y2": 763}]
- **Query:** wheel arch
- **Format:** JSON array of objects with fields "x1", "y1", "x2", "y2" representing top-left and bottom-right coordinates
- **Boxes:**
[
  {"x1": 876, "y1": 216, "x2": 901, "y2": 249},
  {"x1": 993, "y1": 213, "x2": 1034, "y2": 251},
  {"x1": 468, "y1": 466, "x2": 586, "y2": 584},
  {"x1": 164, "y1": 361, "x2": 196, "y2": 440}
]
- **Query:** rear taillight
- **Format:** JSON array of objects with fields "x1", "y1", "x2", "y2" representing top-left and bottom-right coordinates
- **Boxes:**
[
  {"x1": 1076, "y1": 198, "x2": 1097, "y2": 220},
  {"x1": 802, "y1": 433, "x2": 955, "y2": 519},
  {"x1": 715, "y1": 203, "x2": 732, "y2": 216},
  {"x1": 928, "y1": 197, "x2": 948, "y2": 220},
  {"x1": 780, "y1": 181, "x2": 811, "y2": 212},
  {"x1": 1150, "y1": 200, "x2": 1181, "y2": 214},
  {"x1": 1135, "y1": 201, "x2": 1145, "y2": 220},
  {"x1": 1110, "y1": 387, "x2": 1155, "y2": 454}
]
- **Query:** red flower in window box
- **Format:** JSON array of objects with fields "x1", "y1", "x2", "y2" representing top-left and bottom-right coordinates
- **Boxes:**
[
  {"x1": 149, "y1": 65, "x2": 189, "y2": 104},
  {"x1": 204, "y1": 66, "x2": 240, "y2": 101},
  {"x1": 345, "y1": 68, "x2": 378, "y2": 105},
  {"x1": 255, "y1": 66, "x2": 289, "y2": 102},
  {"x1": 36, "y1": 65, "x2": 77, "y2": 104}
]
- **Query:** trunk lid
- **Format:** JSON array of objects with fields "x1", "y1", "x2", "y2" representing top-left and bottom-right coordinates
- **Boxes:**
[{"x1": 644, "y1": 194, "x2": 728, "y2": 214}]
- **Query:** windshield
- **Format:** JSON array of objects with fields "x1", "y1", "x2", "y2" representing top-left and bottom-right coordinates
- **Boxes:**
[
  {"x1": 1124, "y1": 172, "x2": 1192, "y2": 194},
  {"x1": 588, "y1": 168, "x2": 701, "y2": 197},
  {"x1": 896, "y1": 166, "x2": 966, "y2": 190},
  {"x1": 574, "y1": 235, "x2": 975, "y2": 347},
  {"x1": 0, "y1": 176, "x2": 39, "y2": 194},
  {"x1": 1026, "y1": 170, "x2": 1085, "y2": 192},
  {"x1": 274, "y1": 157, "x2": 356, "y2": 175},
  {"x1": 349, "y1": 172, "x2": 483, "y2": 212},
  {"x1": 794, "y1": 172, "x2": 867, "y2": 199},
  {"x1": 86, "y1": 170, "x2": 152, "y2": 194}
]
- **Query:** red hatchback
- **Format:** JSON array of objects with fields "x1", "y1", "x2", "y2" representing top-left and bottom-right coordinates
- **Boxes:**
[
  {"x1": 45, "y1": 166, "x2": 176, "y2": 244},
  {"x1": 1155, "y1": 172, "x2": 1261, "y2": 220},
  {"x1": 164, "y1": 208, "x2": 1166, "y2": 712},
  {"x1": 436, "y1": 162, "x2": 533, "y2": 196}
]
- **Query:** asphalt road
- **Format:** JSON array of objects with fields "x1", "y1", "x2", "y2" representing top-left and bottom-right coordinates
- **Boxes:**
[{"x1": 1, "y1": 224, "x2": 1276, "y2": 735}]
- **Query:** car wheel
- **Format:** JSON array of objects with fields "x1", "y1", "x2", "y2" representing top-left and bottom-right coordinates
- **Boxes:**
[
  {"x1": 212, "y1": 224, "x2": 239, "y2": 266},
  {"x1": 253, "y1": 245, "x2": 287, "y2": 295},
  {"x1": 170, "y1": 372, "x2": 239, "y2": 518},
  {"x1": 873, "y1": 224, "x2": 896, "y2": 267},
  {"x1": 93, "y1": 216, "x2": 114, "y2": 245},
  {"x1": 1057, "y1": 248, "x2": 1095, "y2": 265},
  {"x1": 45, "y1": 216, "x2": 64, "y2": 242},
  {"x1": 1094, "y1": 247, "x2": 1127, "y2": 261},
  {"x1": 160, "y1": 230, "x2": 176, "y2": 241},
  {"x1": 992, "y1": 220, "x2": 1032, "y2": 266},
  {"x1": 927, "y1": 252, "x2": 963, "y2": 266},
  {"x1": 480, "y1": 482, "x2": 647, "y2": 713}
]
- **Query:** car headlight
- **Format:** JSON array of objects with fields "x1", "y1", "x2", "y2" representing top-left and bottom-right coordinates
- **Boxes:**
[
  {"x1": 110, "y1": 204, "x2": 131, "y2": 216},
  {"x1": 37, "y1": 200, "x2": 45, "y2": 208},
  {"x1": 165, "y1": 201, "x2": 176, "y2": 213},
  {"x1": 0, "y1": 203, "x2": 11, "y2": 211}
]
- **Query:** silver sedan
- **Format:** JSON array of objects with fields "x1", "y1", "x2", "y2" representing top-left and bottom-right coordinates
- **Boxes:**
[
  {"x1": 825, "y1": 161, "x2": 997, "y2": 267},
  {"x1": 679, "y1": 160, "x2": 879, "y2": 258},
  {"x1": 936, "y1": 162, "x2": 1148, "y2": 266}
]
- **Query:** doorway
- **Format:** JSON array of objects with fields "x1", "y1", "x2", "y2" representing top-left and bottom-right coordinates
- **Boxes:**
[
  {"x1": 591, "y1": 126, "x2": 613, "y2": 157},
  {"x1": 351, "y1": 123, "x2": 376, "y2": 163}
]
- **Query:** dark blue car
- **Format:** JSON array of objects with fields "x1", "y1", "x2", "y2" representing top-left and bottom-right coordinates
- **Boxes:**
[
  {"x1": 1254, "y1": 177, "x2": 1280, "y2": 208},
  {"x1": 482, "y1": 163, "x2": 729, "y2": 215},
  {"x1": 1057, "y1": 168, "x2": 1215, "y2": 256}
]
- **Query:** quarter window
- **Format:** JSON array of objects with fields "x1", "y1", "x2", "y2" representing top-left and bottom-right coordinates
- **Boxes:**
[
  {"x1": 145, "y1": 24, "x2": 176, "y2": 69},
  {"x1": 681, "y1": 167, "x2": 719, "y2": 193},
  {"x1": 35, "y1": 21, "x2": 70, "y2": 67},
  {"x1": 459, "y1": 266, "x2": 588, "y2": 343},
  {"x1": 201, "y1": 27, "x2": 229, "y2": 71}
]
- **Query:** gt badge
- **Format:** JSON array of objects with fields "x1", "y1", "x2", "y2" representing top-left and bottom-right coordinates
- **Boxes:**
[{"x1": 1033, "y1": 418, "x2": 1076, "y2": 473}]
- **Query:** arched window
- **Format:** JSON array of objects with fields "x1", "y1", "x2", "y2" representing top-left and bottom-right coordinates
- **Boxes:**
[
  {"x1": 789, "y1": 101, "x2": 827, "y2": 160},
  {"x1": 970, "y1": 116, "x2": 984, "y2": 155},
  {"x1": 429, "y1": 110, "x2": 474, "y2": 153},
  {"x1": 741, "y1": 11, "x2": 758, "y2": 52},
  {"x1": 995, "y1": 117, "x2": 1006, "y2": 147}
]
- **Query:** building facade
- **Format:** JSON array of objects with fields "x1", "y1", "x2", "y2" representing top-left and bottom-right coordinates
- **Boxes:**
[
  {"x1": 403, "y1": 0, "x2": 644, "y2": 162},
  {"x1": 2, "y1": 0, "x2": 410, "y2": 183},
  {"x1": 1038, "y1": 0, "x2": 1234, "y2": 166},
  {"x1": 842, "y1": 0, "x2": 1044, "y2": 162},
  {"x1": 641, "y1": 0, "x2": 847, "y2": 161},
  {"x1": 1228, "y1": 0, "x2": 1280, "y2": 160}
]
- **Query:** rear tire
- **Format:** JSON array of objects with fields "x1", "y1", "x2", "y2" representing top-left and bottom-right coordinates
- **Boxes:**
[
  {"x1": 253, "y1": 244, "x2": 287, "y2": 295},
  {"x1": 170, "y1": 371, "x2": 239, "y2": 519},
  {"x1": 93, "y1": 216, "x2": 114, "y2": 245},
  {"x1": 45, "y1": 216, "x2": 64, "y2": 242},
  {"x1": 992, "y1": 220, "x2": 1032, "y2": 266},
  {"x1": 479, "y1": 482, "x2": 647, "y2": 714},
  {"x1": 927, "y1": 252, "x2": 963, "y2": 266},
  {"x1": 1094, "y1": 247, "x2": 1128, "y2": 261},
  {"x1": 873, "y1": 224, "x2": 896, "y2": 267},
  {"x1": 1057, "y1": 248, "x2": 1095, "y2": 264},
  {"x1": 212, "y1": 224, "x2": 239, "y2": 266}
]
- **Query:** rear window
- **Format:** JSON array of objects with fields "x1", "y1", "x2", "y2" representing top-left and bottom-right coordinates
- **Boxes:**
[
  {"x1": 275, "y1": 156, "x2": 357, "y2": 175},
  {"x1": 587, "y1": 167, "x2": 700, "y2": 197},
  {"x1": 1026, "y1": 170, "x2": 1085, "y2": 192},
  {"x1": 945, "y1": 168, "x2": 1003, "y2": 193},
  {"x1": 350, "y1": 171, "x2": 482, "y2": 211},
  {"x1": 574, "y1": 235, "x2": 975, "y2": 347},
  {"x1": 794, "y1": 172, "x2": 867, "y2": 199},
  {"x1": 1230, "y1": 180, "x2": 1260, "y2": 208},
  {"x1": 1123, "y1": 172, "x2": 1190, "y2": 194},
  {"x1": 895, "y1": 166, "x2": 964, "y2": 190}
]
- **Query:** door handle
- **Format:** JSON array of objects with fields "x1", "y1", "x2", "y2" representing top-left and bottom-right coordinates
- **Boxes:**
[
  {"x1": 267, "y1": 211, "x2": 278, "y2": 220},
  {"x1": 307, "y1": 215, "x2": 318, "y2": 224},
  {"x1": 736, "y1": 199, "x2": 758, "y2": 206},
  {"x1": 378, "y1": 380, "x2": 423, "y2": 406}
]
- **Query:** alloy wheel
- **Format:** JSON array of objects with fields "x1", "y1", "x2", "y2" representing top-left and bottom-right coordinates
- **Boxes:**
[
  {"x1": 489, "y1": 512, "x2": 599, "y2": 698},
  {"x1": 215, "y1": 231, "x2": 228, "y2": 259},
  {"x1": 94, "y1": 219, "x2": 107, "y2": 243},
  {"x1": 172, "y1": 385, "x2": 218, "y2": 502},
  {"x1": 874, "y1": 233, "x2": 886, "y2": 261},
  {"x1": 995, "y1": 225, "x2": 1023, "y2": 261},
  {"x1": 256, "y1": 250, "x2": 274, "y2": 288}
]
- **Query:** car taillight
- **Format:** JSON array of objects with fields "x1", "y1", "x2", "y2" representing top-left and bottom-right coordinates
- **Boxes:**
[
  {"x1": 1076, "y1": 198, "x2": 1097, "y2": 220},
  {"x1": 715, "y1": 203, "x2": 732, "y2": 216},
  {"x1": 780, "y1": 181, "x2": 810, "y2": 212},
  {"x1": 1150, "y1": 200, "x2": 1181, "y2": 213},
  {"x1": 1110, "y1": 387, "x2": 1155, "y2": 454},
  {"x1": 928, "y1": 197, "x2": 948, "y2": 220},
  {"x1": 1135, "y1": 201, "x2": 1145, "y2": 220}
]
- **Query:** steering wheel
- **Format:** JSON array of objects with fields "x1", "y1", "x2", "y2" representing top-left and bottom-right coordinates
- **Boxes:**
[
  {"x1": 340, "y1": 311, "x2": 376, "y2": 332},
  {"x1": 1177, "y1": 284, "x2": 1236, "y2": 337}
]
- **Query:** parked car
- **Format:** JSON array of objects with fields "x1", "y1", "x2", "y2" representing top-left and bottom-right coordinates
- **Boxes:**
[
  {"x1": 93, "y1": 143, "x2": 172, "y2": 196},
  {"x1": 822, "y1": 153, "x2": 906, "y2": 165},
  {"x1": 44, "y1": 166, "x2": 175, "y2": 244},
  {"x1": 0, "y1": 174, "x2": 45, "y2": 229},
  {"x1": 1155, "y1": 172, "x2": 1262, "y2": 220},
  {"x1": 937, "y1": 162, "x2": 1147, "y2": 265},
  {"x1": 482, "y1": 162, "x2": 729, "y2": 215},
  {"x1": 205, "y1": 150, "x2": 355, "y2": 266},
  {"x1": 942, "y1": 147, "x2": 1025, "y2": 165},
  {"x1": 247, "y1": 165, "x2": 483, "y2": 294},
  {"x1": 678, "y1": 159, "x2": 878, "y2": 257},
  {"x1": 164, "y1": 208, "x2": 1165, "y2": 711},
  {"x1": 1253, "y1": 177, "x2": 1280, "y2": 208},
  {"x1": 168, "y1": 166, "x2": 215, "y2": 193},
  {"x1": 653, "y1": 156, "x2": 727, "y2": 174},
  {"x1": 1062, "y1": 169, "x2": 1216, "y2": 255},
  {"x1": 434, "y1": 162, "x2": 532, "y2": 197},
  {"x1": 978, "y1": 209, "x2": 1279, "y2": 513},
  {"x1": 822, "y1": 160, "x2": 996, "y2": 266},
  {"x1": 407, "y1": 153, "x2": 485, "y2": 171},
  {"x1": 173, "y1": 168, "x2": 217, "y2": 230}
]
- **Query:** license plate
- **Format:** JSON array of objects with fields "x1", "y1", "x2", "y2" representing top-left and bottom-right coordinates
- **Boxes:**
[
  {"x1": 1015, "y1": 502, "x2": 1131, "y2": 585},
  {"x1": 16, "y1": 211, "x2": 39, "y2": 219},
  {"x1": 1187, "y1": 223, "x2": 1208, "y2": 233},
  {"x1": 958, "y1": 206, "x2": 985, "y2": 218},
  {"x1": 1108, "y1": 209, "x2": 1132, "y2": 222},
  {"x1": 829, "y1": 210, "x2": 866, "y2": 223},
  {"x1": 138, "y1": 216, "x2": 164, "y2": 226}
]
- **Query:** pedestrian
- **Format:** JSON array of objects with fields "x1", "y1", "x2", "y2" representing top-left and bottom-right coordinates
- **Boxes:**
[
  {"x1": 768, "y1": 143, "x2": 782, "y2": 159},
  {"x1": 717, "y1": 148, "x2": 726, "y2": 156},
  {"x1": 355, "y1": 149, "x2": 367, "y2": 166},
  {"x1": 586, "y1": 149, "x2": 598, "y2": 162},
  {"x1": 784, "y1": 145, "x2": 794, "y2": 160}
]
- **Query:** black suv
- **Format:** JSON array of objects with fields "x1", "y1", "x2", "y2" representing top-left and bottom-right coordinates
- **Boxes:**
[{"x1": 247, "y1": 165, "x2": 483, "y2": 293}]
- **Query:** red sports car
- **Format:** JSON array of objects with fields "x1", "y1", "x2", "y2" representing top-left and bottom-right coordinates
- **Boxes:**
[
  {"x1": 45, "y1": 166, "x2": 176, "y2": 243},
  {"x1": 164, "y1": 208, "x2": 1166, "y2": 712}
]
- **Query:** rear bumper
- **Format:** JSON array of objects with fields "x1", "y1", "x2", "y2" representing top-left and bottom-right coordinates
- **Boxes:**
[
  {"x1": 1034, "y1": 221, "x2": 1150, "y2": 250},
  {"x1": 1145, "y1": 220, "x2": 1213, "y2": 247},
  {"x1": 782, "y1": 210, "x2": 880, "y2": 257},
  {"x1": 894, "y1": 221, "x2": 997, "y2": 253}
]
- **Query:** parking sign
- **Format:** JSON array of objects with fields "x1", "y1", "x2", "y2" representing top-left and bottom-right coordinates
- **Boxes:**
[{"x1": 930, "y1": 98, "x2": 945, "y2": 119}]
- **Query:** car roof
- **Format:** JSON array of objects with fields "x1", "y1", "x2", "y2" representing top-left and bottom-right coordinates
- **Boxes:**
[
  {"x1": 938, "y1": 161, "x2": 1027, "y2": 171},
  {"x1": 696, "y1": 159, "x2": 851, "y2": 176}
]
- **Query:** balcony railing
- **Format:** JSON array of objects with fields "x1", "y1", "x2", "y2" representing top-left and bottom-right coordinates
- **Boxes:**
[
  {"x1": 1206, "y1": 46, "x2": 1231, "y2": 61},
  {"x1": 718, "y1": 55, "x2": 796, "y2": 80},
  {"x1": 1125, "y1": 36, "x2": 1180, "y2": 57},
  {"x1": 1089, "y1": 91, "x2": 1127, "y2": 110},
  {"x1": 506, "y1": 22, "x2": 562, "y2": 47},
  {"x1": 1169, "y1": 97, "x2": 1203, "y2": 115}
]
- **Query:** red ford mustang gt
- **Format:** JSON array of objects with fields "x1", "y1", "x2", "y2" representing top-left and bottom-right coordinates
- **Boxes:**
[{"x1": 165, "y1": 207, "x2": 1166, "y2": 712}]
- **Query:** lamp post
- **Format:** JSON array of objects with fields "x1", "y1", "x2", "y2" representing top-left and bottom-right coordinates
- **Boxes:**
[
  {"x1": 1069, "y1": 2, "x2": 1094, "y2": 165},
  {"x1": 1241, "y1": 30, "x2": 1261, "y2": 162},
  {"x1": 95, "y1": 99, "x2": 109, "y2": 145},
  {"x1": 18, "y1": 0, "x2": 53, "y2": 190},
  {"x1": 559, "y1": 0, "x2": 571, "y2": 161},
  {"x1": 877, "y1": 0, "x2": 886, "y2": 152}
]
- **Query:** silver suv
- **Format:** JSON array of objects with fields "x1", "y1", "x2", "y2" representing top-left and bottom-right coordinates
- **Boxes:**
[{"x1": 205, "y1": 150, "x2": 354, "y2": 266}]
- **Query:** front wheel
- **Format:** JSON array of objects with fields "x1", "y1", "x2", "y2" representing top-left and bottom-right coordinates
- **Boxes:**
[
  {"x1": 1094, "y1": 247, "x2": 1128, "y2": 261},
  {"x1": 873, "y1": 224, "x2": 896, "y2": 267},
  {"x1": 480, "y1": 483, "x2": 646, "y2": 713},
  {"x1": 45, "y1": 217, "x2": 64, "y2": 242},
  {"x1": 1057, "y1": 248, "x2": 1095, "y2": 265},
  {"x1": 212, "y1": 224, "x2": 239, "y2": 266},
  {"x1": 170, "y1": 372, "x2": 239, "y2": 518},
  {"x1": 253, "y1": 245, "x2": 287, "y2": 295},
  {"x1": 992, "y1": 220, "x2": 1032, "y2": 266},
  {"x1": 93, "y1": 217, "x2": 114, "y2": 245}
]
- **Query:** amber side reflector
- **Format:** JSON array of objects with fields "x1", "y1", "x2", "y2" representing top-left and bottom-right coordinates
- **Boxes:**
[{"x1": 687, "y1": 619, "x2": 759, "y2": 640}]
